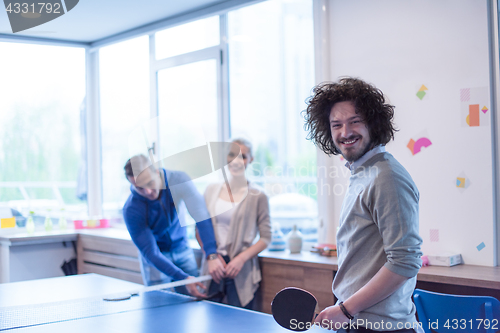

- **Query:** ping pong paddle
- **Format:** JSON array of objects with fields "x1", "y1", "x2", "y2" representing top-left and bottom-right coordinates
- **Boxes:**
[{"x1": 271, "y1": 287, "x2": 318, "y2": 331}]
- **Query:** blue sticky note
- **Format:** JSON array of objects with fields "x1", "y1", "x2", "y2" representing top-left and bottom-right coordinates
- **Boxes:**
[{"x1": 476, "y1": 242, "x2": 486, "y2": 251}]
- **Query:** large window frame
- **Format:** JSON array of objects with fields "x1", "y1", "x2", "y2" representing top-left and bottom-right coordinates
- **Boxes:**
[{"x1": 91, "y1": 4, "x2": 322, "y2": 243}]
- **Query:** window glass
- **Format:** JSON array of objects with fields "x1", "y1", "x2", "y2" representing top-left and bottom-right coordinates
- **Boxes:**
[
  {"x1": 157, "y1": 60, "x2": 219, "y2": 159},
  {"x1": 157, "y1": 59, "x2": 219, "y2": 240},
  {"x1": 228, "y1": 0, "x2": 317, "y2": 246},
  {"x1": 155, "y1": 16, "x2": 220, "y2": 59},
  {"x1": 0, "y1": 42, "x2": 86, "y2": 225},
  {"x1": 100, "y1": 36, "x2": 150, "y2": 223}
]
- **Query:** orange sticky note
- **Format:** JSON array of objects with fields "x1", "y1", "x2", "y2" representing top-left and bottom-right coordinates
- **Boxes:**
[
  {"x1": 407, "y1": 139, "x2": 415, "y2": 155},
  {"x1": 1, "y1": 217, "x2": 16, "y2": 228},
  {"x1": 469, "y1": 104, "x2": 480, "y2": 127}
]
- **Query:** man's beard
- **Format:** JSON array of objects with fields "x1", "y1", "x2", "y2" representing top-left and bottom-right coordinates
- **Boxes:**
[{"x1": 338, "y1": 140, "x2": 373, "y2": 163}]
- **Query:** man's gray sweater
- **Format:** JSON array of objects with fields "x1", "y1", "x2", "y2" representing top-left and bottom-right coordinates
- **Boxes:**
[{"x1": 333, "y1": 151, "x2": 423, "y2": 331}]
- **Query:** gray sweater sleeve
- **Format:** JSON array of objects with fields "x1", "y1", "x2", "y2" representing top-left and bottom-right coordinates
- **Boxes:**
[
  {"x1": 256, "y1": 192, "x2": 272, "y2": 245},
  {"x1": 368, "y1": 168, "x2": 422, "y2": 278}
]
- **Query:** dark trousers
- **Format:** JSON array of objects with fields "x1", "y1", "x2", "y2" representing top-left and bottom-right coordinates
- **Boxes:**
[{"x1": 206, "y1": 255, "x2": 255, "y2": 310}]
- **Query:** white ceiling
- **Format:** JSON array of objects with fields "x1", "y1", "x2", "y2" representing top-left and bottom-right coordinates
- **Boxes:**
[{"x1": 0, "y1": 0, "x2": 228, "y2": 43}]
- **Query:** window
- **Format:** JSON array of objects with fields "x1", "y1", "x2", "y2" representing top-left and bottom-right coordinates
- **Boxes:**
[
  {"x1": 155, "y1": 16, "x2": 220, "y2": 59},
  {"x1": 0, "y1": 42, "x2": 86, "y2": 224},
  {"x1": 96, "y1": 1, "x2": 318, "y2": 246},
  {"x1": 157, "y1": 59, "x2": 219, "y2": 159},
  {"x1": 228, "y1": 0, "x2": 317, "y2": 246},
  {"x1": 100, "y1": 36, "x2": 150, "y2": 223},
  {"x1": 154, "y1": 18, "x2": 222, "y2": 239}
]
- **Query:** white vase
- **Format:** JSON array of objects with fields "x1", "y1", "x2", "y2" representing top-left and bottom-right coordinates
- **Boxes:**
[{"x1": 287, "y1": 225, "x2": 303, "y2": 253}]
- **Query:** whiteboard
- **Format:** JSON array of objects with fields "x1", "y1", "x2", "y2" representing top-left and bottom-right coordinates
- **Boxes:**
[{"x1": 328, "y1": 0, "x2": 494, "y2": 265}]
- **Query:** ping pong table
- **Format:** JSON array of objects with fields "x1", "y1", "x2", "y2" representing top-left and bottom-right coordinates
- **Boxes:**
[{"x1": 0, "y1": 274, "x2": 304, "y2": 332}]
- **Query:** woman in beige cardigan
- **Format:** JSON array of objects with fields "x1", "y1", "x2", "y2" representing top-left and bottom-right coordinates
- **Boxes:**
[{"x1": 198, "y1": 138, "x2": 272, "y2": 309}]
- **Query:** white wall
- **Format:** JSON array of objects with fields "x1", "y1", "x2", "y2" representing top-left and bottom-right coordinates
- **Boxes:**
[{"x1": 325, "y1": 0, "x2": 494, "y2": 265}]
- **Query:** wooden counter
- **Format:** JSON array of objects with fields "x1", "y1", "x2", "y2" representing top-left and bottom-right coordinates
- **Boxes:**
[
  {"x1": 415, "y1": 264, "x2": 500, "y2": 300},
  {"x1": 418, "y1": 264, "x2": 500, "y2": 289},
  {"x1": 259, "y1": 250, "x2": 338, "y2": 269}
]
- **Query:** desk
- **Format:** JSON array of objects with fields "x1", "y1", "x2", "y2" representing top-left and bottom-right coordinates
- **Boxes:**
[
  {"x1": 0, "y1": 274, "x2": 303, "y2": 333},
  {"x1": 0, "y1": 229, "x2": 77, "y2": 283}
]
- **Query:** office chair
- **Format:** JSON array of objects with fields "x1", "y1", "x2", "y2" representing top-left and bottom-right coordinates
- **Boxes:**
[{"x1": 413, "y1": 288, "x2": 500, "y2": 333}]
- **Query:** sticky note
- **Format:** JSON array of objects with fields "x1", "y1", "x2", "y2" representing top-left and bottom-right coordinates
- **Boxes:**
[
  {"x1": 408, "y1": 137, "x2": 432, "y2": 155},
  {"x1": 456, "y1": 177, "x2": 465, "y2": 188},
  {"x1": 430, "y1": 229, "x2": 439, "y2": 242},
  {"x1": 460, "y1": 88, "x2": 470, "y2": 102},
  {"x1": 1, "y1": 217, "x2": 16, "y2": 228},
  {"x1": 482, "y1": 106, "x2": 488, "y2": 114},
  {"x1": 469, "y1": 104, "x2": 480, "y2": 127},
  {"x1": 416, "y1": 85, "x2": 428, "y2": 100},
  {"x1": 477, "y1": 242, "x2": 486, "y2": 251},
  {"x1": 407, "y1": 139, "x2": 415, "y2": 155}
]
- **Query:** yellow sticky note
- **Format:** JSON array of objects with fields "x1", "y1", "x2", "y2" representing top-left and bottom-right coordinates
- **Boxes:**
[{"x1": 1, "y1": 217, "x2": 16, "y2": 228}]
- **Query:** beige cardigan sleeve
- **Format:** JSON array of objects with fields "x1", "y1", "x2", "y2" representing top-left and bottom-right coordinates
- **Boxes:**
[{"x1": 254, "y1": 190, "x2": 272, "y2": 246}]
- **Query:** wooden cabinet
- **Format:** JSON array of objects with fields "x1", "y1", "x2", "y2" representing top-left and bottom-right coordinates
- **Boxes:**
[
  {"x1": 259, "y1": 251, "x2": 338, "y2": 314},
  {"x1": 77, "y1": 230, "x2": 142, "y2": 284}
]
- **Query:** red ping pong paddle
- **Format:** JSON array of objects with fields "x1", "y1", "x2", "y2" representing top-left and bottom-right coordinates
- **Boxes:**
[{"x1": 271, "y1": 287, "x2": 318, "y2": 331}]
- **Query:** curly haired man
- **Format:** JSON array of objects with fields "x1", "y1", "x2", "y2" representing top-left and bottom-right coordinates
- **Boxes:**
[{"x1": 304, "y1": 78, "x2": 423, "y2": 333}]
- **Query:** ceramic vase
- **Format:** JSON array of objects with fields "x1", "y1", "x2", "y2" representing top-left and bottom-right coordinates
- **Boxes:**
[{"x1": 287, "y1": 225, "x2": 303, "y2": 253}]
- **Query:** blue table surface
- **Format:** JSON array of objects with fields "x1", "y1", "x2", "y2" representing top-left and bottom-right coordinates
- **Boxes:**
[
  {"x1": 4, "y1": 290, "x2": 294, "y2": 333},
  {"x1": 0, "y1": 274, "x2": 318, "y2": 333}
]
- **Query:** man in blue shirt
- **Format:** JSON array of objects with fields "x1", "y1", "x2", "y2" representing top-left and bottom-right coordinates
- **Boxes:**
[{"x1": 123, "y1": 154, "x2": 225, "y2": 297}]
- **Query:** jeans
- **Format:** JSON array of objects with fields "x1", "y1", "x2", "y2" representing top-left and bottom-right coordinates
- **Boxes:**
[{"x1": 139, "y1": 245, "x2": 199, "y2": 296}]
